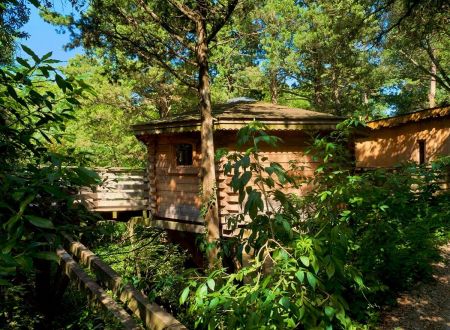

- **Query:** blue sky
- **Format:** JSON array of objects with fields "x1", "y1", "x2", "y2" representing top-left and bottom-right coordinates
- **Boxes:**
[{"x1": 20, "y1": 5, "x2": 82, "y2": 63}]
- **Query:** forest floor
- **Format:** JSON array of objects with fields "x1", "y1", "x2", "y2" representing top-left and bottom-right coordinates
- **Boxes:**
[{"x1": 380, "y1": 243, "x2": 450, "y2": 330}]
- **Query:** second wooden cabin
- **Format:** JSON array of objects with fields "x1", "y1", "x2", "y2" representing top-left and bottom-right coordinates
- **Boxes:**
[{"x1": 132, "y1": 101, "x2": 342, "y2": 236}]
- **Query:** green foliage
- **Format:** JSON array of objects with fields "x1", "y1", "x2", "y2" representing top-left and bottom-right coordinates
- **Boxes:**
[
  {"x1": 52, "y1": 55, "x2": 161, "y2": 167},
  {"x1": 0, "y1": 49, "x2": 98, "y2": 286},
  {"x1": 41, "y1": 0, "x2": 449, "y2": 118},
  {"x1": 182, "y1": 121, "x2": 449, "y2": 328},
  {"x1": 0, "y1": 0, "x2": 31, "y2": 65},
  {"x1": 84, "y1": 220, "x2": 192, "y2": 324}
]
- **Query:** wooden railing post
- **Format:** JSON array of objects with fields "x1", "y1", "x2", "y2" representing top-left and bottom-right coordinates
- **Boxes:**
[{"x1": 62, "y1": 234, "x2": 186, "y2": 330}]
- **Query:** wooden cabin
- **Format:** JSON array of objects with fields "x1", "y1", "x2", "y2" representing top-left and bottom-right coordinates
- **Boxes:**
[
  {"x1": 356, "y1": 106, "x2": 450, "y2": 168},
  {"x1": 133, "y1": 101, "x2": 342, "y2": 237}
]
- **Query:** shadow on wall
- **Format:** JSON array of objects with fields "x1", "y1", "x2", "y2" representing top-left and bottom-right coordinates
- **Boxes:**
[{"x1": 356, "y1": 120, "x2": 450, "y2": 168}]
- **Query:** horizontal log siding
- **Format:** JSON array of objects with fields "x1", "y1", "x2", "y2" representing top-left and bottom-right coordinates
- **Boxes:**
[
  {"x1": 149, "y1": 131, "x2": 320, "y2": 234},
  {"x1": 154, "y1": 134, "x2": 202, "y2": 223},
  {"x1": 214, "y1": 131, "x2": 318, "y2": 236}
]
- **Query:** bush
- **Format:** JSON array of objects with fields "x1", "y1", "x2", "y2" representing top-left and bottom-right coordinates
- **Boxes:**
[
  {"x1": 0, "y1": 48, "x2": 99, "y2": 326},
  {"x1": 84, "y1": 219, "x2": 192, "y2": 324},
  {"x1": 182, "y1": 120, "x2": 449, "y2": 329}
]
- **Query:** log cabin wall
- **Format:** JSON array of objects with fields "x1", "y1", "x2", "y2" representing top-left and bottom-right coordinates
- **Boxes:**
[
  {"x1": 214, "y1": 131, "x2": 319, "y2": 235},
  {"x1": 78, "y1": 168, "x2": 149, "y2": 214},
  {"x1": 356, "y1": 116, "x2": 450, "y2": 168},
  {"x1": 153, "y1": 133, "x2": 203, "y2": 228},
  {"x1": 145, "y1": 130, "x2": 320, "y2": 235}
]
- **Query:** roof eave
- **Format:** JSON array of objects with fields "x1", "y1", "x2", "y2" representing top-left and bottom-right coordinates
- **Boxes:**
[{"x1": 133, "y1": 118, "x2": 343, "y2": 136}]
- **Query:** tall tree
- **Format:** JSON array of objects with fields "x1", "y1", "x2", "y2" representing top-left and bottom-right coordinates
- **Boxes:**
[
  {"x1": 0, "y1": 0, "x2": 30, "y2": 64},
  {"x1": 244, "y1": 0, "x2": 386, "y2": 115},
  {"x1": 51, "y1": 0, "x2": 244, "y2": 265},
  {"x1": 381, "y1": 0, "x2": 450, "y2": 112}
]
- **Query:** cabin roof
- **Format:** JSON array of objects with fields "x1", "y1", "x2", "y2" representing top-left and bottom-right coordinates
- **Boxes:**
[
  {"x1": 367, "y1": 106, "x2": 450, "y2": 130},
  {"x1": 132, "y1": 101, "x2": 343, "y2": 136}
]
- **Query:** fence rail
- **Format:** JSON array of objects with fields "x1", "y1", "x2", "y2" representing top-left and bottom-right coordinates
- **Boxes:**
[
  {"x1": 78, "y1": 168, "x2": 149, "y2": 213},
  {"x1": 57, "y1": 233, "x2": 186, "y2": 330}
]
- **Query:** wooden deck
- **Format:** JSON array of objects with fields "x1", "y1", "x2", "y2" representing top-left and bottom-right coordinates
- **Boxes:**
[{"x1": 79, "y1": 168, "x2": 149, "y2": 213}]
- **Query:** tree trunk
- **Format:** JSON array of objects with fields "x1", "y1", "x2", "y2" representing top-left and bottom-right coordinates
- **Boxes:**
[
  {"x1": 428, "y1": 60, "x2": 437, "y2": 108},
  {"x1": 196, "y1": 19, "x2": 220, "y2": 267},
  {"x1": 332, "y1": 69, "x2": 342, "y2": 116},
  {"x1": 269, "y1": 70, "x2": 278, "y2": 104}
]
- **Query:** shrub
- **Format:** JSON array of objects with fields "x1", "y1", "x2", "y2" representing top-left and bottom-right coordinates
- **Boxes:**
[
  {"x1": 0, "y1": 48, "x2": 99, "y2": 326},
  {"x1": 85, "y1": 219, "x2": 192, "y2": 323},
  {"x1": 182, "y1": 120, "x2": 449, "y2": 329}
]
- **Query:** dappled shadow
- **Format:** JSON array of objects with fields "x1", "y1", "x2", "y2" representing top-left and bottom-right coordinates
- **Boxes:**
[
  {"x1": 381, "y1": 244, "x2": 450, "y2": 330},
  {"x1": 356, "y1": 118, "x2": 450, "y2": 168}
]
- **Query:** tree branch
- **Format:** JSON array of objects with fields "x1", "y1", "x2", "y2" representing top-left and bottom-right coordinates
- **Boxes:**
[
  {"x1": 136, "y1": 0, "x2": 196, "y2": 52},
  {"x1": 207, "y1": 0, "x2": 239, "y2": 44},
  {"x1": 423, "y1": 38, "x2": 450, "y2": 88},
  {"x1": 168, "y1": 0, "x2": 202, "y2": 23},
  {"x1": 399, "y1": 50, "x2": 450, "y2": 92}
]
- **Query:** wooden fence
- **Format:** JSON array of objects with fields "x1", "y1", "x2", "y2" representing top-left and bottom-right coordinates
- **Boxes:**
[
  {"x1": 57, "y1": 233, "x2": 186, "y2": 330},
  {"x1": 79, "y1": 168, "x2": 149, "y2": 213}
]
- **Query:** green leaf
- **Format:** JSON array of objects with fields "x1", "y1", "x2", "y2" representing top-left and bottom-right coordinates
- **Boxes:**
[
  {"x1": 206, "y1": 278, "x2": 215, "y2": 291},
  {"x1": 180, "y1": 287, "x2": 190, "y2": 304},
  {"x1": 197, "y1": 284, "x2": 208, "y2": 298},
  {"x1": 307, "y1": 272, "x2": 317, "y2": 289},
  {"x1": 326, "y1": 262, "x2": 336, "y2": 278},
  {"x1": 27, "y1": 0, "x2": 40, "y2": 7},
  {"x1": 279, "y1": 296, "x2": 290, "y2": 309},
  {"x1": 21, "y1": 44, "x2": 40, "y2": 63},
  {"x1": 66, "y1": 97, "x2": 81, "y2": 105},
  {"x1": 16, "y1": 57, "x2": 31, "y2": 68},
  {"x1": 295, "y1": 270, "x2": 305, "y2": 283},
  {"x1": 354, "y1": 275, "x2": 364, "y2": 287},
  {"x1": 240, "y1": 171, "x2": 252, "y2": 187},
  {"x1": 325, "y1": 306, "x2": 335, "y2": 318},
  {"x1": 55, "y1": 74, "x2": 67, "y2": 92},
  {"x1": 0, "y1": 279, "x2": 11, "y2": 286},
  {"x1": 209, "y1": 297, "x2": 220, "y2": 309},
  {"x1": 41, "y1": 51, "x2": 53, "y2": 61},
  {"x1": 25, "y1": 215, "x2": 54, "y2": 229},
  {"x1": 43, "y1": 59, "x2": 61, "y2": 64},
  {"x1": 300, "y1": 256, "x2": 309, "y2": 267}
]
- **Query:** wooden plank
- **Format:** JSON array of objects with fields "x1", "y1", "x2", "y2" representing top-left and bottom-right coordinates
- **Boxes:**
[
  {"x1": 157, "y1": 203, "x2": 201, "y2": 221},
  {"x1": 157, "y1": 176, "x2": 200, "y2": 184},
  {"x1": 56, "y1": 248, "x2": 142, "y2": 330},
  {"x1": 94, "y1": 207, "x2": 150, "y2": 212},
  {"x1": 157, "y1": 195, "x2": 201, "y2": 207},
  {"x1": 94, "y1": 200, "x2": 148, "y2": 208},
  {"x1": 81, "y1": 192, "x2": 147, "y2": 200},
  {"x1": 156, "y1": 184, "x2": 200, "y2": 193},
  {"x1": 62, "y1": 235, "x2": 187, "y2": 330},
  {"x1": 99, "y1": 175, "x2": 148, "y2": 181},
  {"x1": 96, "y1": 183, "x2": 149, "y2": 190},
  {"x1": 151, "y1": 219, "x2": 205, "y2": 234}
]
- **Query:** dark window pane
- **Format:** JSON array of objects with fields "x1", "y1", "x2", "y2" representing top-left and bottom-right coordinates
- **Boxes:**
[
  {"x1": 418, "y1": 140, "x2": 426, "y2": 165},
  {"x1": 176, "y1": 144, "x2": 193, "y2": 166}
]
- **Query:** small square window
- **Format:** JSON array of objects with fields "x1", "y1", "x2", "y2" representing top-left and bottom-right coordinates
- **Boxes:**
[{"x1": 176, "y1": 144, "x2": 193, "y2": 166}]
